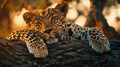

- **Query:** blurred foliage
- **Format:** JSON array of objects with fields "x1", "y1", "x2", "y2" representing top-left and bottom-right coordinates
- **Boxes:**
[
  {"x1": 0, "y1": 0, "x2": 51, "y2": 37},
  {"x1": 0, "y1": 0, "x2": 120, "y2": 37},
  {"x1": 105, "y1": 0, "x2": 120, "y2": 7}
]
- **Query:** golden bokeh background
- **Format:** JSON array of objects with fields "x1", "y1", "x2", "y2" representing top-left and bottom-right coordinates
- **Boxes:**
[{"x1": 0, "y1": 0, "x2": 120, "y2": 37}]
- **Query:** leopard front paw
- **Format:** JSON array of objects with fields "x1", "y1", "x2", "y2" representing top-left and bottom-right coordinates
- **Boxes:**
[
  {"x1": 90, "y1": 41, "x2": 110, "y2": 53},
  {"x1": 26, "y1": 39, "x2": 48, "y2": 58},
  {"x1": 46, "y1": 38, "x2": 59, "y2": 44},
  {"x1": 34, "y1": 48, "x2": 48, "y2": 58}
]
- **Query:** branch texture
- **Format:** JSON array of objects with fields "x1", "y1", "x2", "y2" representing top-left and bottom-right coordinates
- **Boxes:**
[{"x1": 0, "y1": 38, "x2": 120, "y2": 67}]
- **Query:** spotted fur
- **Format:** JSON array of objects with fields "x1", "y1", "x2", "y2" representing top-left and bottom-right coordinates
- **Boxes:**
[
  {"x1": 7, "y1": 29, "x2": 48, "y2": 58},
  {"x1": 56, "y1": 22, "x2": 110, "y2": 53},
  {"x1": 23, "y1": 1, "x2": 110, "y2": 53},
  {"x1": 7, "y1": 1, "x2": 110, "y2": 59}
]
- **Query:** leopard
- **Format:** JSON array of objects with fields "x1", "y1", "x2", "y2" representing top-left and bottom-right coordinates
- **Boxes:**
[
  {"x1": 7, "y1": 12, "x2": 48, "y2": 58},
  {"x1": 23, "y1": 1, "x2": 110, "y2": 53},
  {"x1": 22, "y1": 1, "x2": 69, "y2": 44},
  {"x1": 7, "y1": 1, "x2": 110, "y2": 59},
  {"x1": 56, "y1": 22, "x2": 110, "y2": 53}
]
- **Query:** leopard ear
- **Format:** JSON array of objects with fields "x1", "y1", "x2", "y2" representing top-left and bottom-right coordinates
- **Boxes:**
[
  {"x1": 35, "y1": 11, "x2": 40, "y2": 16},
  {"x1": 55, "y1": 1, "x2": 68, "y2": 16},
  {"x1": 23, "y1": 12, "x2": 35, "y2": 23}
]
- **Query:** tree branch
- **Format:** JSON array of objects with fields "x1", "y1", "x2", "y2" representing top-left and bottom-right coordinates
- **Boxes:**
[
  {"x1": 84, "y1": 0, "x2": 120, "y2": 39},
  {"x1": 0, "y1": 38, "x2": 120, "y2": 67}
]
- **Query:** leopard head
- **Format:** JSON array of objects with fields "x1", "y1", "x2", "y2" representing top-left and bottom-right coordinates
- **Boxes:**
[
  {"x1": 23, "y1": 1, "x2": 68, "y2": 32},
  {"x1": 23, "y1": 11, "x2": 45, "y2": 33},
  {"x1": 40, "y1": 1, "x2": 68, "y2": 29}
]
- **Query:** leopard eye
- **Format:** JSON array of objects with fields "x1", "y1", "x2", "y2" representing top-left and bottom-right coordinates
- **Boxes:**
[
  {"x1": 27, "y1": 16, "x2": 32, "y2": 21},
  {"x1": 35, "y1": 17, "x2": 39, "y2": 20}
]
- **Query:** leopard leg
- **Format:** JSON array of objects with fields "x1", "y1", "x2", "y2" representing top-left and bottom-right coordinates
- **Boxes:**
[
  {"x1": 41, "y1": 33, "x2": 50, "y2": 40},
  {"x1": 24, "y1": 36, "x2": 48, "y2": 58},
  {"x1": 46, "y1": 30, "x2": 59, "y2": 44},
  {"x1": 21, "y1": 30, "x2": 48, "y2": 58},
  {"x1": 88, "y1": 28, "x2": 110, "y2": 53},
  {"x1": 7, "y1": 29, "x2": 48, "y2": 58}
]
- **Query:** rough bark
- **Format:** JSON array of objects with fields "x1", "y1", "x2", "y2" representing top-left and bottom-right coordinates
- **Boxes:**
[
  {"x1": 84, "y1": 0, "x2": 120, "y2": 39},
  {"x1": 0, "y1": 38, "x2": 120, "y2": 67}
]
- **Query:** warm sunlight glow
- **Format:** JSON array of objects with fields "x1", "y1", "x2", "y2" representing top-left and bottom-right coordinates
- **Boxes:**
[
  {"x1": 75, "y1": 15, "x2": 86, "y2": 26},
  {"x1": 77, "y1": 0, "x2": 90, "y2": 16},
  {"x1": 48, "y1": 3, "x2": 58, "y2": 8},
  {"x1": 66, "y1": 0, "x2": 90, "y2": 26},
  {"x1": 66, "y1": 8, "x2": 78, "y2": 20},
  {"x1": 12, "y1": 8, "x2": 29, "y2": 30},
  {"x1": 103, "y1": 4, "x2": 120, "y2": 32}
]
